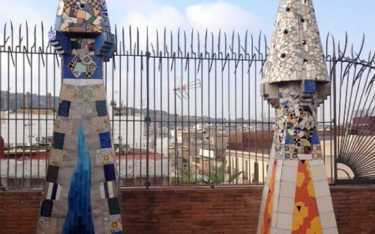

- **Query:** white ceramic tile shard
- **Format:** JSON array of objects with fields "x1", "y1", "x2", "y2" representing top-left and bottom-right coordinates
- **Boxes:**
[
  {"x1": 271, "y1": 179, "x2": 282, "y2": 228},
  {"x1": 316, "y1": 196, "x2": 335, "y2": 214},
  {"x1": 277, "y1": 159, "x2": 284, "y2": 167},
  {"x1": 313, "y1": 180, "x2": 331, "y2": 197},
  {"x1": 106, "y1": 181, "x2": 115, "y2": 198},
  {"x1": 271, "y1": 210, "x2": 278, "y2": 228},
  {"x1": 323, "y1": 227, "x2": 339, "y2": 234},
  {"x1": 320, "y1": 212, "x2": 338, "y2": 228},
  {"x1": 277, "y1": 196, "x2": 295, "y2": 214},
  {"x1": 99, "y1": 181, "x2": 115, "y2": 199},
  {"x1": 270, "y1": 227, "x2": 278, "y2": 234},
  {"x1": 281, "y1": 163, "x2": 298, "y2": 182},
  {"x1": 275, "y1": 160, "x2": 284, "y2": 182},
  {"x1": 309, "y1": 160, "x2": 328, "y2": 182},
  {"x1": 100, "y1": 182, "x2": 106, "y2": 199},
  {"x1": 279, "y1": 181, "x2": 297, "y2": 198},
  {"x1": 271, "y1": 227, "x2": 291, "y2": 234},
  {"x1": 297, "y1": 153, "x2": 313, "y2": 160},
  {"x1": 276, "y1": 213, "x2": 293, "y2": 230},
  {"x1": 309, "y1": 159, "x2": 324, "y2": 167},
  {"x1": 283, "y1": 160, "x2": 299, "y2": 167},
  {"x1": 55, "y1": 185, "x2": 62, "y2": 200},
  {"x1": 63, "y1": 79, "x2": 103, "y2": 86}
]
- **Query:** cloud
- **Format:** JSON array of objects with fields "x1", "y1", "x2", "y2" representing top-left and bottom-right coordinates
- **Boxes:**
[
  {"x1": 0, "y1": 1, "x2": 53, "y2": 26},
  {"x1": 0, "y1": 0, "x2": 262, "y2": 54},
  {"x1": 124, "y1": 5, "x2": 188, "y2": 32},
  {"x1": 0, "y1": 0, "x2": 261, "y2": 35},
  {"x1": 119, "y1": 1, "x2": 261, "y2": 34},
  {"x1": 113, "y1": 0, "x2": 261, "y2": 52},
  {"x1": 186, "y1": 1, "x2": 260, "y2": 33}
]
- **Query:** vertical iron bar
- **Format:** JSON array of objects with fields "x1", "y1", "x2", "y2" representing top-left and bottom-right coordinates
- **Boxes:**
[
  {"x1": 22, "y1": 41, "x2": 26, "y2": 187},
  {"x1": 200, "y1": 53, "x2": 204, "y2": 184},
  {"x1": 173, "y1": 52, "x2": 178, "y2": 184},
  {"x1": 333, "y1": 61, "x2": 338, "y2": 184},
  {"x1": 194, "y1": 52, "x2": 198, "y2": 184},
  {"x1": 118, "y1": 41, "x2": 123, "y2": 186},
  {"x1": 145, "y1": 29, "x2": 151, "y2": 188},
  {"x1": 14, "y1": 40, "x2": 19, "y2": 187},
  {"x1": 29, "y1": 41, "x2": 33, "y2": 185},
  {"x1": 44, "y1": 44, "x2": 49, "y2": 183},
  {"x1": 131, "y1": 28, "x2": 136, "y2": 184},
  {"x1": 152, "y1": 41, "x2": 156, "y2": 183},
  {"x1": 37, "y1": 47, "x2": 41, "y2": 180},
  {"x1": 6, "y1": 45, "x2": 10, "y2": 184},
  {"x1": 125, "y1": 35, "x2": 130, "y2": 184},
  {"x1": 167, "y1": 50, "x2": 171, "y2": 186},
  {"x1": 159, "y1": 53, "x2": 164, "y2": 185}
]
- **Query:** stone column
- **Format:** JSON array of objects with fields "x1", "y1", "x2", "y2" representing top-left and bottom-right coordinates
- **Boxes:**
[
  {"x1": 257, "y1": 0, "x2": 338, "y2": 233},
  {"x1": 37, "y1": 1, "x2": 124, "y2": 234}
]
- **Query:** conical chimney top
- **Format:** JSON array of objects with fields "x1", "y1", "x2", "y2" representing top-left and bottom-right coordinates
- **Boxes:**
[{"x1": 262, "y1": 0, "x2": 328, "y2": 84}]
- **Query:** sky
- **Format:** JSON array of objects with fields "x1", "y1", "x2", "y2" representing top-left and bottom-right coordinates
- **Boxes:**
[
  {"x1": 0, "y1": 0, "x2": 374, "y2": 53},
  {"x1": 0, "y1": 0, "x2": 373, "y2": 119}
]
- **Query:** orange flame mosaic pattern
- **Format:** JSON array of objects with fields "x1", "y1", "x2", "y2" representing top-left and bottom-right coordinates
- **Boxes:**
[
  {"x1": 261, "y1": 161, "x2": 277, "y2": 234},
  {"x1": 292, "y1": 161, "x2": 322, "y2": 234}
]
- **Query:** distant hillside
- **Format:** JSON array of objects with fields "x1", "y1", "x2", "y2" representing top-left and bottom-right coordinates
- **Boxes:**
[
  {"x1": 0, "y1": 91, "x2": 261, "y2": 128},
  {"x1": 0, "y1": 91, "x2": 59, "y2": 112}
]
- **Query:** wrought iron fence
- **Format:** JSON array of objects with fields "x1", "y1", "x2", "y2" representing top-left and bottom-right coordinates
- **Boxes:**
[{"x1": 0, "y1": 22, "x2": 374, "y2": 190}]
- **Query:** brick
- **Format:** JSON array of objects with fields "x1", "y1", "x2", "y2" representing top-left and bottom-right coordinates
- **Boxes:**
[{"x1": 0, "y1": 187, "x2": 375, "y2": 234}]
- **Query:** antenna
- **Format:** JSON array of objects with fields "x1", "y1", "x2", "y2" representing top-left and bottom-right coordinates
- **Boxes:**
[{"x1": 173, "y1": 79, "x2": 202, "y2": 100}]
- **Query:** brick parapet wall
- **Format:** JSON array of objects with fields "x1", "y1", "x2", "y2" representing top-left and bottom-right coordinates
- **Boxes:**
[{"x1": 0, "y1": 186, "x2": 374, "y2": 234}]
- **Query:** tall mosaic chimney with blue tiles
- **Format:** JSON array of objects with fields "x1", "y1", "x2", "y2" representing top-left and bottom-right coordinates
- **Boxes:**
[
  {"x1": 257, "y1": 0, "x2": 338, "y2": 233},
  {"x1": 37, "y1": 1, "x2": 123, "y2": 233}
]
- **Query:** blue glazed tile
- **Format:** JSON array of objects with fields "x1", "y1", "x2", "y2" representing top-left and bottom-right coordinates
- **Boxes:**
[
  {"x1": 49, "y1": 31, "x2": 70, "y2": 54},
  {"x1": 70, "y1": 40, "x2": 81, "y2": 50},
  {"x1": 63, "y1": 126, "x2": 95, "y2": 234},
  {"x1": 53, "y1": 132, "x2": 65, "y2": 150},
  {"x1": 103, "y1": 182, "x2": 110, "y2": 198},
  {"x1": 281, "y1": 100, "x2": 289, "y2": 108},
  {"x1": 95, "y1": 33, "x2": 115, "y2": 62},
  {"x1": 40, "y1": 199, "x2": 53, "y2": 217},
  {"x1": 47, "y1": 166, "x2": 59, "y2": 183},
  {"x1": 104, "y1": 164, "x2": 116, "y2": 181},
  {"x1": 51, "y1": 183, "x2": 59, "y2": 200},
  {"x1": 99, "y1": 132, "x2": 112, "y2": 149},
  {"x1": 311, "y1": 129, "x2": 320, "y2": 144},
  {"x1": 63, "y1": 57, "x2": 74, "y2": 78},
  {"x1": 63, "y1": 55, "x2": 102, "y2": 79},
  {"x1": 92, "y1": 57, "x2": 103, "y2": 79},
  {"x1": 96, "y1": 100, "x2": 107, "y2": 116},
  {"x1": 58, "y1": 32, "x2": 71, "y2": 50},
  {"x1": 303, "y1": 80, "x2": 317, "y2": 94},
  {"x1": 51, "y1": 184, "x2": 59, "y2": 200},
  {"x1": 285, "y1": 134, "x2": 294, "y2": 145},
  {"x1": 58, "y1": 100, "x2": 71, "y2": 117},
  {"x1": 107, "y1": 198, "x2": 121, "y2": 215}
]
